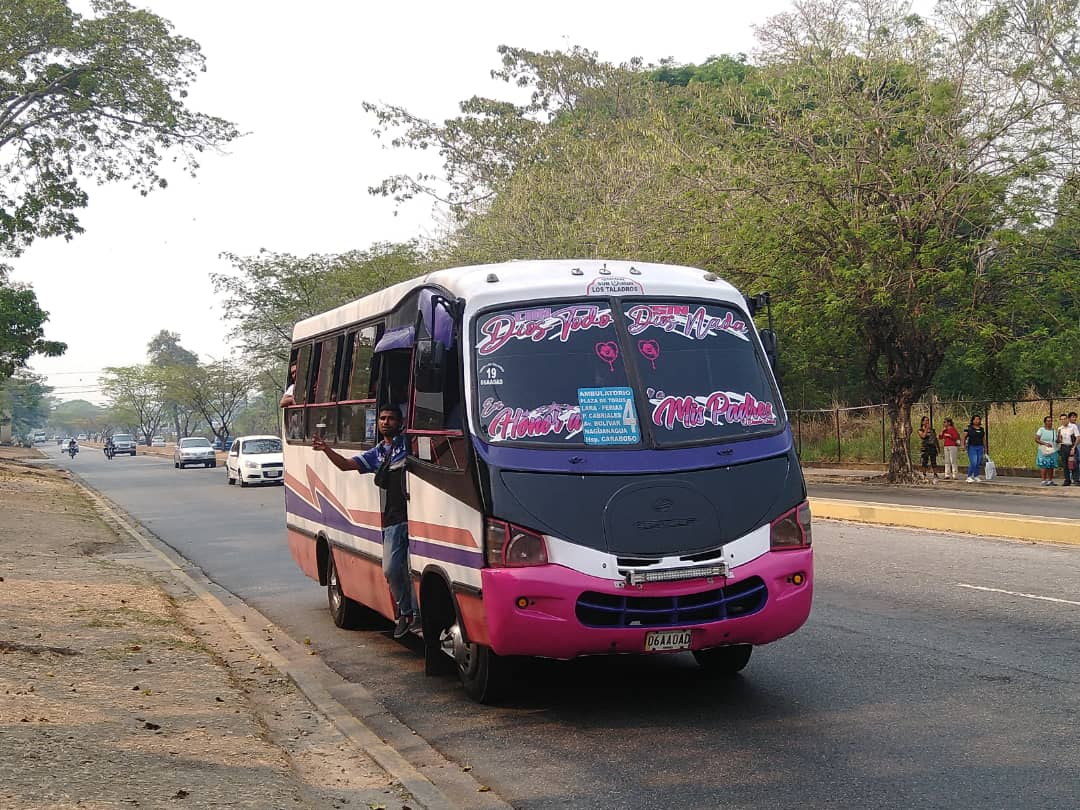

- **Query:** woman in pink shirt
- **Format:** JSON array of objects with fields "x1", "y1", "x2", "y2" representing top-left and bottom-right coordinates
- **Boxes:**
[{"x1": 938, "y1": 417, "x2": 961, "y2": 480}]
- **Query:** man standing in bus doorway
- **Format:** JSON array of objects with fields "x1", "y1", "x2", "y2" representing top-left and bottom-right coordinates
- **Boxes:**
[{"x1": 311, "y1": 405, "x2": 418, "y2": 637}]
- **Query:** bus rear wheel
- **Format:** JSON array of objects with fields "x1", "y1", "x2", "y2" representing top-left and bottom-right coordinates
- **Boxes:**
[
  {"x1": 693, "y1": 644, "x2": 752, "y2": 677},
  {"x1": 442, "y1": 621, "x2": 512, "y2": 704},
  {"x1": 326, "y1": 551, "x2": 364, "y2": 629}
]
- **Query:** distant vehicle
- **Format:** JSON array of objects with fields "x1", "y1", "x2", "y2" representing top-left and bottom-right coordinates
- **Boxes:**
[
  {"x1": 32, "y1": 431, "x2": 46, "y2": 444},
  {"x1": 151, "y1": 436, "x2": 166, "y2": 447},
  {"x1": 76, "y1": 433, "x2": 87, "y2": 441},
  {"x1": 174, "y1": 437, "x2": 216, "y2": 469},
  {"x1": 225, "y1": 435, "x2": 284, "y2": 487},
  {"x1": 111, "y1": 434, "x2": 137, "y2": 456}
]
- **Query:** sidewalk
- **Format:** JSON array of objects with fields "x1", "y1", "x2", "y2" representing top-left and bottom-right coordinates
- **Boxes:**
[
  {"x1": 0, "y1": 445, "x2": 419, "y2": 810},
  {"x1": 803, "y1": 463, "x2": 1080, "y2": 545}
]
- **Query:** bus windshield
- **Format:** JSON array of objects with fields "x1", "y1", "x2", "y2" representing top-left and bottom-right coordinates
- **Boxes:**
[{"x1": 471, "y1": 299, "x2": 781, "y2": 448}]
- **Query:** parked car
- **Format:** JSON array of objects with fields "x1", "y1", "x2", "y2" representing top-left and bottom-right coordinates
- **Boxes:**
[
  {"x1": 225, "y1": 435, "x2": 284, "y2": 487},
  {"x1": 111, "y1": 433, "x2": 137, "y2": 456},
  {"x1": 151, "y1": 436, "x2": 166, "y2": 447},
  {"x1": 174, "y1": 437, "x2": 217, "y2": 469}
]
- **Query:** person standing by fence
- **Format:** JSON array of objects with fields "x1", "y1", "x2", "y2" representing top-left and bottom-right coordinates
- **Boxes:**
[
  {"x1": 1058, "y1": 412, "x2": 1079, "y2": 486},
  {"x1": 917, "y1": 416, "x2": 939, "y2": 479},
  {"x1": 963, "y1": 415, "x2": 986, "y2": 483},
  {"x1": 1036, "y1": 415, "x2": 1059, "y2": 485},
  {"x1": 939, "y1": 417, "x2": 960, "y2": 479}
]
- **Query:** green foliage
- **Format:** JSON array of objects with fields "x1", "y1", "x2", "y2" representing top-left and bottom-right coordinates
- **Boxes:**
[
  {"x1": 50, "y1": 397, "x2": 105, "y2": 434},
  {"x1": 0, "y1": 265, "x2": 66, "y2": 382},
  {"x1": 0, "y1": 370, "x2": 51, "y2": 437},
  {"x1": 100, "y1": 364, "x2": 166, "y2": 443},
  {"x1": 211, "y1": 243, "x2": 425, "y2": 384},
  {"x1": 0, "y1": 0, "x2": 240, "y2": 255}
]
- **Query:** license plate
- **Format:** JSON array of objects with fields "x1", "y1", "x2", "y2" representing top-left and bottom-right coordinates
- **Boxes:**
[
  {"x1": 265, "y1": 470, "x2": 281, "y2": 478},
  {"x1": 644, "y1": 629, "x2": 692, "y2": 652}
]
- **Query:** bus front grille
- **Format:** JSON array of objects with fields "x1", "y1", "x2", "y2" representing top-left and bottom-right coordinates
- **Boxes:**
[{"x1": 575, "y1": 576, "x2": 767, "y2": 629}]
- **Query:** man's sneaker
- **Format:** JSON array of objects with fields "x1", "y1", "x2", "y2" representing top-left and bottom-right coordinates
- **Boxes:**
[
  {"x1": 393, "y1": 613, "x2": 414, "y2": 639},
  {"x1": 965, "y1": 476, "x2": 975, "y2": 482},
  {"x1": 974, "y1": 476, "x2": 981, "y2": 482}
]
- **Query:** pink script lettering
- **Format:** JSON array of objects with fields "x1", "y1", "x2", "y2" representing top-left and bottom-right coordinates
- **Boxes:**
[
  {"x1": 651, "y1": 390, "x2": 777, "y2": 430},
  {"x1": 476, "y1": 306, "x2": 614, "y2": 355}
]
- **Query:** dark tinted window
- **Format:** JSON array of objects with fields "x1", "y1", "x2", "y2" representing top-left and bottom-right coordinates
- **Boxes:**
[
  {"x1": 292, "y1": 344, "x2": 313, "y2": 405},
  {"x1": 242, "y1": 438, "x2": 282, "y2": 454},
  {"x1": 313, "y1": 335, "x2": 341, "y2": 404},
  {"x1": 345, "y1": 326, "x2": 378, "y2": 401},
  {"x1": 472, "y1": 302, "x2": 634, "y2": 446},
  {"x1": 624, "y1": 301, "x2": 781, "y2": 445}
]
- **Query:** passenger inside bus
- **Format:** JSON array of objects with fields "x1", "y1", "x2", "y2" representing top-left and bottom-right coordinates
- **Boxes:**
[
  {"x1": 279, "y1": 359, "x2": 298, "y2": 408},
  {"x1": 311, "y1": 404, "x2": 418, "y2": 638}
]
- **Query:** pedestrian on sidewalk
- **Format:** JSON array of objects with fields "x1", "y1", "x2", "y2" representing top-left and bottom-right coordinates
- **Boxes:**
[
  {"x1": 1035, "y1": 415, "x2": 1059, "y2": 485},
  {"x1": 1059, "y1": 412, "x2": 1079, "y2": 486},
  {"x1": 963, "y1": 415, "x2": 986, "y2": 482},
  {"x1": 939, "y1": 417, "x2": 961, "y2": 479},
  {"x1": 917, "y1": 416, "x2": 939, "y2": 479}
]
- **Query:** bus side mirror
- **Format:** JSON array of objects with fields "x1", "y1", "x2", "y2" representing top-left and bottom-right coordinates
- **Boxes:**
[{"x1": 760, "y1": 329, "x2": 779, "y2": 371}]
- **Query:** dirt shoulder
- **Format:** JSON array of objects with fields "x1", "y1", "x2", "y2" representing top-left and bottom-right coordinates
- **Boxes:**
[{"x1": 0, "y1": 446, "x2": 416, "y2": 809}]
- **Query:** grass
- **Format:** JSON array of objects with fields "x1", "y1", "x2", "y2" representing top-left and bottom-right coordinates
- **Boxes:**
[{"x1": 792, "y1": 397, "x2": 1080, "y2": 469}]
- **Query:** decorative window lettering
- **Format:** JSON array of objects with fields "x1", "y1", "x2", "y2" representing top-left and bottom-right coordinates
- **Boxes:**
[
  {"x1": 648, "y1": 388, "x2": 777, "y2": 431},
  {"x1": 625, "y1": 304, "x2": 749, "y2": 342},
  {"x1": 476, "y1": 305, "x2": 614, "y2": 356},
  {"x1": 481, "y1": 397, "x2": 583, "y2": 441}
]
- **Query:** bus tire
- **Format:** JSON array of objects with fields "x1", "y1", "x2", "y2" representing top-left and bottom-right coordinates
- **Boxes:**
[
  {"x1": 693, "y1": 644, "x2": 752, "y2": 677},
  {"x1": 326, "y1": 551, "x2": 364, "y2": 629},
  {"x1": 459, "y1": 643, "x2": 510, "y2": 704},
  {"x1": 419, "y1": 579, "x2": 456, "y2": 677}
]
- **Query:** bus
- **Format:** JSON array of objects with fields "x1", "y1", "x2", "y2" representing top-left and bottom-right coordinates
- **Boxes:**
[{"x1": 283, "y1": 260, "x2": 813, "y2": 702}]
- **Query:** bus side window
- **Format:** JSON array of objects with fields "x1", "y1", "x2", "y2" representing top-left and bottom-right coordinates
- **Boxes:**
[
  {"x1": 339, "y1": 325, "x2": 380, "y2": 447},
  {"x1": 410, "y1": 323, "x2": 464, "y2": 470},
  {"x1": 307, "y1": 334, "x2": 343, "y2": 443},
  {"x1": 285, "y1": 343, "x2": 314, "y2": 443}
]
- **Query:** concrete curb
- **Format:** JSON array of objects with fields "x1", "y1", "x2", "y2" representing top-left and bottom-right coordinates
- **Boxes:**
[
  {"x1": 810, "y1": 497, "x2": 1080, "y2": 546},
  {"x1": 69, "y1": 475, "x2": 512, "y2": 810}
]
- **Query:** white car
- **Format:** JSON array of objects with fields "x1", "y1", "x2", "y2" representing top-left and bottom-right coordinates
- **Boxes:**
[
  {"x1": 225, "y1": 435, "x2": 284, "y2": 487},
  {"x1": 174, "y1": 437, "x2": 217, "y2": 469},
  {"x1": 151, "y1": 436, "x2": 166, "y2": 447}
]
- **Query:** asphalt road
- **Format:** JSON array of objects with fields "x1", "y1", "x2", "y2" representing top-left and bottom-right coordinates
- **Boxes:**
[{"x1": 50, "y1": 445, "x2": 1080, "y2": 809}]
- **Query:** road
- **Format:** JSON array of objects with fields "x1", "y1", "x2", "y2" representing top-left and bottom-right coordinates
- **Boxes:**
[{"x1": 49, "y1": 445, "x2": 1080, "y2": 809}]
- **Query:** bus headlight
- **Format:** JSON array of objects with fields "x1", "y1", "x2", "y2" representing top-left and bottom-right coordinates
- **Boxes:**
[
  {"x1": 770, "y1": 501, "x2": 812, "y2": 550},
  {"x1": 485, "y1": 518, "x2": 548, "y2": 567}
]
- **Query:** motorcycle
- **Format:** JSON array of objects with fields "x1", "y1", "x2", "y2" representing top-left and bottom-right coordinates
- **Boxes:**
[{"x1": 67, "y1": 444, "x2": 78, "y2": 459}]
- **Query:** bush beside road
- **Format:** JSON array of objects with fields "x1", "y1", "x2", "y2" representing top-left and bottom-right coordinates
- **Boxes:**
[{"x1": 0, "y1": 446, "x2": 416, "y2": 809}]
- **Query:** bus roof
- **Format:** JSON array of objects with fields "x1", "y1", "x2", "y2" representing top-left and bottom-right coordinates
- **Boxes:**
[{"x1": 291, "y1": 259, "x2": 746, "y2": 342}]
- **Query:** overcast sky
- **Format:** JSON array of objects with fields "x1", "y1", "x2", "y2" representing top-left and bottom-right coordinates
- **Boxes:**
[{"x1": 12, "y1": 0, "x2": 930, "y2": 403}]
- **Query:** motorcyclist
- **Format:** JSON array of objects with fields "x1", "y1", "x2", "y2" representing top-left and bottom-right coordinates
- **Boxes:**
[
  {"x1": 67, "y1": 437, "x2": 78, "y2": 457},
  {"x1": 104, "y1": 433, "x2": 115, "y2": 459}
]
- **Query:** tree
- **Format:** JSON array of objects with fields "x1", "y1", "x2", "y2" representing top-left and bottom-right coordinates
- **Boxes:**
[
  {"x1": 211, "y1": 243, "x2": 424, "y2": 388},
  {"x1": 0, "y1": 265, "x2": 66, "y2": 382},
  {"x1": 100, "y1": 364, "x2": 165, "y2": 444},
  {"x1": 50, "y1": 397, "x2": 105, "y2": 436},
  {"x1": 170, "y1": 359, "x2": 254, "y2": 444},
  {"x1": 0, "y1": 370, "x2": 52, "y2": 439},
  {"x1": 147, "y1": 330, "x2": 201, "y2": 438},
  {"x1": 0, "y1": 0, "x2": 240, "y2": 256}
]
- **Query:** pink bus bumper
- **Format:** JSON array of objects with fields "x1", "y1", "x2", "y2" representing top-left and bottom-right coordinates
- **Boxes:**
[{"x1": 478, "y1": 549, "x2": 813, "y2": 660}]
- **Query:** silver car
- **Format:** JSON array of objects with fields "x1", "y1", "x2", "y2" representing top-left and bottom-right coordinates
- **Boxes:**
[
  {"x1": 174, "y1": 437, "x2": 217, "y2": 469},
  {"x1": 111, "y1": 433, "x2": 137, "y2": 456}
]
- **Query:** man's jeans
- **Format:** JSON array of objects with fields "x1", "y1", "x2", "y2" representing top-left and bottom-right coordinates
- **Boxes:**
[
  {"x1": 382, "y1": 522, "x2": 416, "y2": 618},
  {"x1": 1061, "y1": 443, "x2": 1074, "y2": 483},
  {"x1": 966, "y1": 445, "x2": 985, "y2": 478}
]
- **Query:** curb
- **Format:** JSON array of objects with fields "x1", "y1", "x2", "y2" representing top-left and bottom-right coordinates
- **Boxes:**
[
  {"x1": 69, "y1": 475, "x2": 512, "y2": 810},
  {"x1": 810, "y1": 497, "x2": 1080, "y2": 546}
]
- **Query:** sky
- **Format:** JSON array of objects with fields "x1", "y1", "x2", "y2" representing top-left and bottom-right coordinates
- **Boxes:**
[{"x1": 11, "y1": 0, "x2": 930, "y2": 403}]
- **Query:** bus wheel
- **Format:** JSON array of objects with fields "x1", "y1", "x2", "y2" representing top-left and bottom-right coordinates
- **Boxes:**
[
  {"x1": 447, "y1": 622, "x2": 510, "y2": 703},
  {"x1": 326, "y1": 551, "x2": 363, "y2": 629},
  {"x1": 693, "y1": 644, "x2": 752, "y2": 677}
]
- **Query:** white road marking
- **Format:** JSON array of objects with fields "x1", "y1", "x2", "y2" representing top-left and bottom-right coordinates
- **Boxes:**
[{"x1": 957, "y1": 583, "x2": 1080, "y2": 607}]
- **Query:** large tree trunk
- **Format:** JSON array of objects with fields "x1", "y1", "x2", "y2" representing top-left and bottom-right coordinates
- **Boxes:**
[{"x1": 885, "y1": 397, "x2": 919, "y2": 483}]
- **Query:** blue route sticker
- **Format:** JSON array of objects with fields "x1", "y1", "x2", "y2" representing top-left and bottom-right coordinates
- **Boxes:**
[{"x1": 577, "y1": 387, "x2": 640, "y2": 446}]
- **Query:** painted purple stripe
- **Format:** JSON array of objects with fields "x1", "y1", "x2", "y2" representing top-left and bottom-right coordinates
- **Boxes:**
[
  {"x1": 471, "y1": 426, "x2": 794, "y2": 473},
  {"x1": 284, "y1": 486, "x2": 382, "y2": 545},
  {"x1": 410, "y1": 538, "x2": 483, "y2": 568}
]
